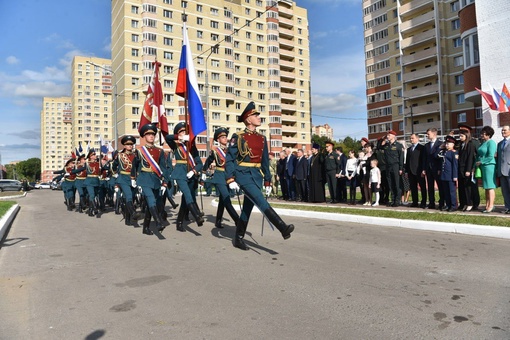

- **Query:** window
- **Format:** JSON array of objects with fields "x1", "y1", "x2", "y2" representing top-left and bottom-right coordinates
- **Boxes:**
[
  {"x1": 455, "y1": 74, "x2": 464, "y2": 85},
  {"x1": 453, "y1": 56, "x2": 463, "y2": 67},
  {"x1": 131, "y1": 20, "x2": 139, "y2": 28},
  {"x1": 132, "y1": 92, "x2": 139, "y2": 100},
  {"x1": 458, "y1": 112, "x2": 466, "y2": 123},
  {"x1": 451, "y1": 1, "x2": 460, "y2": 12},
  {"x1": 164, "y1": 24, "x2": 173, "y2": 32},
  {"x1": 131, "y1": 49, "x2": 139, "y2": 57},
  {"x1": 132, "y1": 63, "x2": 139, "y2": 71},
  {"x1": 456, "y1": 93, "x2": 465, "y2": 104},
  {"x1": 451, "y1": 19, "x2": 460, "y2": 30},
  {"x1": 131, "y1": 34, "x2": 139, "y2": 43},
  {"x1": 463, "y1": 33, "x2": 479, "y2": 68},
  {"x1": 453, "y1": 37, "x2": 462, "y2": 47}
]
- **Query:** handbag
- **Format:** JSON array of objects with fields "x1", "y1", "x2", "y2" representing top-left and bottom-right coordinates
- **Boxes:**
[{"x1": 474, "y1": 166, "x2": 482, "y2": 179}]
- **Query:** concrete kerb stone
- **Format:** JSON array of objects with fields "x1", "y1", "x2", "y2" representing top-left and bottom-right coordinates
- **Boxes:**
[
  {"x1": 210, "y1": 198, "x2": 510, "y2": 240},
  {"x1": 0, "y1": 191, "x2": 27, "y2": 200},
  {"x1": 0, "y1": 204, "x2": 20, "y2": 244}
]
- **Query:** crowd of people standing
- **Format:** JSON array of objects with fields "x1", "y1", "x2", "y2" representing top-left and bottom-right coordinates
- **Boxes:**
[{"x1": 273, "y1": 124, "x2": 510, "y2": 214}]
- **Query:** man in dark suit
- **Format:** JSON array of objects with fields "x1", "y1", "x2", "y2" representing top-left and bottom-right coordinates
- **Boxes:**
[
  {"x1": 423, "y1": 128, "x2": 443, "y2": 209},
  {"x1": 294, "y1": 149, "x2": 309, "y2": 201},
  {"x1": 284, "y1": 148, "x2": 297, "y2": 201},
  {"x1": 276, "y1": 151, "x2": 287, "y2": 200},
  {"x1": 335, "y1": 147, "x2": 348, "y2": 203},
  {"x1": 405, "y1": 133, "x2": 427, "y2": 208}
]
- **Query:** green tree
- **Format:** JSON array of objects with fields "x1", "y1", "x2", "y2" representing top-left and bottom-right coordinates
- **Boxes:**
[
  {"x1": 5, "y1": 164, "x2": 15, "y2": 179},
  {"x1": 16, "y1": 158, "x2": 41, "y2": 182}
]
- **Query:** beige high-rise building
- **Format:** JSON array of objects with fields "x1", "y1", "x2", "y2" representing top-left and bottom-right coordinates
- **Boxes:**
[
  {"x1": 111, "y1": 0, "x2": 311, "y2": 156},
  {"x1": 71, "y1": 56, "x2": 114, "y2": 153},
  {"x1": 40, "y1": 97, "x2": 73, "y2": 182},
  {"x1": 364, "y1": 0, "x2": 478, "y2": 141},
  {"x1": 312, "y1": 123, "x2": 333, "y2": 140}
]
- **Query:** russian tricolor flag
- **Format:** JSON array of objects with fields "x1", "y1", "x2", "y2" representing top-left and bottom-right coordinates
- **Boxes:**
[{"x1": 175, "y1": 23, "x2": 206, "y2": 142}]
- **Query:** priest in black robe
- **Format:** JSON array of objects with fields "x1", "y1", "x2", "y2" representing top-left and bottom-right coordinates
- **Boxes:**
[{"x1": 308, "y1": 143, "x2": 326, "y2": 203}]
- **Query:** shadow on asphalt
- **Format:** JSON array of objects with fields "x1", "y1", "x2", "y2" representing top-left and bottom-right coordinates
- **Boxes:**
[
  {"x1": 210, "y1": 227, "x2": 279, "y2": 255},
  {"x1": 84, "y1": 329, "x2": 105, "y2": 340},
  {"x1": 1, "y1": 237, "x2": 29, "y2": 247}
]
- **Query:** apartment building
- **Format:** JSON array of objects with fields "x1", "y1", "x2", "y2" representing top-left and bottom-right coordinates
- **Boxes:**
[
  {"x1": 71, "y1": 56, "x2": 114, "y2": 153},
  {"x1": 111, "y1": 0, "x2": 311, "y2": 157},
  {"x1": 40, "y1": 97, "x2": 73, "y2": 182},
  {"x1": 364, "y1": 0, "x2": 478, "y2": 141},
  {"x1": 312, "y1": 123, "x2": 333, "y2": 140}
]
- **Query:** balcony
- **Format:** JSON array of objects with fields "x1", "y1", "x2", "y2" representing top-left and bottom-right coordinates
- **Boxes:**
[
  {"x1": 279, "y1": 38, "x2": 294, "y2": 50},
  {"x1": 279, "y1": 27, "x2": 294, "y2": 39},
  {"x1": 400, "y1": 11, "x2": 435, "y2": 33},
  {"x1": 280, "y1": 70, "x2": 294, "y2": 80},
  {"x1": 402, "y1": 48, "x2": 437, "y2": 66},
  {"x1": 278, "y1": 17, "x2": 293, "y2": 28},
  {"x1": 279, "y1": 47, "x2": 294, "y2": 58},
  {"x1": 282, "y1": 125, "x2": 298, "y2": 133},
  {"x1": 281, "y1": 92, "x2": 295, "y2": 100},
  {"x1": 279, "y1": 59, "x2": 295, "y2": 69},
  {"x1": 399, "y1": 0, "x2": 435, "y2": 18},
  {"x1": 401, "y1": 29, "x2": 436, "y2": 49},
  {"x1": 402, "y1": 66, "x2": 438, "y2": 83},
  {"x1": 404, "y1": 102, "x2": 440, "y2": 116},
  {"x1": 408, "y1": 121, "x2": 441, "y2": 135},
  {"x1": 278, "y1": 6, "x2": 293, "y2": 18},
  {"x1": 404, "y1": 83, "x2": 439, "y2": 99},
  {"x1": 280, "y1": 103, "x2": 295, "y2": 111}
]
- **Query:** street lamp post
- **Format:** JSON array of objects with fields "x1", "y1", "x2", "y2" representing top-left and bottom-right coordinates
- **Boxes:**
[
  {"x1": 87, "y1": 60, "x2": 118, "y2": 150},
  {"x1": 205, "y1": 44, "x2": 219, "y2": 154}
]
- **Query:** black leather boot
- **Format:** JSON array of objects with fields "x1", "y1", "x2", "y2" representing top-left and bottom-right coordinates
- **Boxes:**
[
  {"x1": 77, "y1": 199, "x2": 83, "y2": 213},
  {"x1": 167, "y1": 195, "x2": 179, "y2": 209},
  {"x1": 142, "y1": 207, "x2": 153, "y2": 235},
  {"x1": 69, "y1": 196, "x2": 76, "y2": 209},
  {"x1": 149, "y1": 206, "x2": 165, "y2": 232},
  {"x1": 66, "y1": 198, "x2": 72, "y2": 211},
  {"x1": 126, "y1": 201, "x2": 141, "y2": 220},
  {"x1": 124, "y1": 204, "x2": 131, "y2": 226},
  {"x1": 176, "y1": 204, "x2": 186, "y2": 232},
  {"x1": 233, "y1": 219, "x2": 249, "y2": 250},
  {"x1": 214, "y1": 203, "x2": 224, "y2": 229},
  {"x1": 264, "y1": 206, "x2": 294, "y2": 240},
  {"x1": 187, "y1": 203, "x2": 204, "y2": 227}
]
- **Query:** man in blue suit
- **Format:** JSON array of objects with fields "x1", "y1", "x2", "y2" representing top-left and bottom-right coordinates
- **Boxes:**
[
  {"x1": 294, "y1": 149, "x2": 309, "y2": 202},
  {"x1": 423, "y1": 128, "x2": 443, "y2": 209},
  {"x1": 284, "y1": 148, "x2": 297, "y2": 201}
]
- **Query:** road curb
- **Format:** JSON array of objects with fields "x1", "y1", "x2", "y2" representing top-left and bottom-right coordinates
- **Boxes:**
[
  {"x1": 210, "y1": 198, "x2": 510, "y2": 240},
  {"x1": 0, "y1": 192, "x2": 27, "y2": 200},
  {"x1": 0, "y1": 204, "x2": 20, "y2": 245}
]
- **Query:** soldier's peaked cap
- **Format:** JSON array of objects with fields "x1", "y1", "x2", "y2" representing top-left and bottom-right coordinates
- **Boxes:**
[
  {"x1": 65, "y1": 158, "x2": 76, "y2": 166},
  {"x1": 445, "y1": 135, "x2": 456, "y2": 144},
  {"x1": 237, "y1": 101, "x2": 259, "y2": 123},
  {"x1": 458, "y1": 124, "x2": 473, "y2": 132},
  {"x1": 121, "y1": 135, "x2": 136, "y2": 145},
  {"x1": 214, "y1": 127, "x2": 229, "y2": 141},
  {"x1": 139, "y1": 123, "x2": 157, "y2": 137},
  {"x1": 174, "y1": 122, "x2": 186, "y2": 135},
  {"x1": 86, "y1": 148, "x2": 96, "y2": 159}
]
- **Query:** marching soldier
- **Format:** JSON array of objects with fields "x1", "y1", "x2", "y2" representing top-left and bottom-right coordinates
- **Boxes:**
[
  {"x1": 112, "y1": 135, "x2": 141, "y2": 226},
  {"x1": 53, "y1": 157, "x2": 77, "y2": 211},
  {"x1": 202, "y1": 127, "x2": 240, "y2": 229},
  {"x1": 161, "y1": 149, "x2": 179, "y2": 214},
  {"x1": 73, "y1": 149, "x2": 102, "y2": 217},
  {"x1": 98, "y1": 155, "x2": 112, "y2": 212},
  {"x1": 133, "y1": 124, "x2": 167, "y2": 235},
  {"x1": 164, "y1": 122, "x2": 204, "y2": 232},
  {"x1": 73, "y1": 154, "x2": 88, "y2": 213},
  {"x1": 225, "y1": 102, "x2": 294, "y2": 250}
]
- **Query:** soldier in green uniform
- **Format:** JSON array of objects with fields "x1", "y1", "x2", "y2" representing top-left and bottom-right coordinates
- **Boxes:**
[
  {"x1": 323, "y1": 140, "x2": 339, "y2": 203},
  {"x1": 202, "y1": 127, "x2": 240, "y2": 229},
  {"x1": 133, "y1": 124, "x2": 167, "y2": 235},
  {"x1": 53, "y1": 157, "x2": 76, "y2": 211},
  {"x1": 112, "y1": 135, "x2": 141, "y2": 226},
  {"x1": 383, "y1": 130, "x2": 404, "y2": 207},
  {"x1": 225, "y1": 102, "x2": 294, "y2": 250},
  {"x1": 74, "y1": 149, "x2": 102, "y2": 217},
  {"x1": 160, "y1": 149, "x2": 179, "y2": 214},
  {"x1": 73, "y1": 154, "x2": 88, "y2": 213},
  {"x1": 164, "y1": 122, "x2": 204, "y2": 232}
]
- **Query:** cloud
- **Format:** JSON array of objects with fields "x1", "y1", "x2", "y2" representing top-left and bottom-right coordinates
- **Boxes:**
[
  {"x1": 311, "y1": 52, "x2": 366, "y2": 94},
  {"x1": 0, "y1": 143, "x2": 40, "y2": 150},
  {"x1": 6, "y1": 56, "x2": 20, "y2": 65},
  {"x1": 6, "y1": 129, "x2": 41, "y2": 140},
  {"x1": 312, "y1": 93, "x2": 365, "y2": 113},
  {"x1": 41, "y1": 33, "x2": 76, "y2": 50},
  {"x1": 13, "y1": 82, "x2": 69, "y2": 98}
]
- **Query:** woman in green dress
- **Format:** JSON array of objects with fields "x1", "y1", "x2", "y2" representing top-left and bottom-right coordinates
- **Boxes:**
[{"x1": 476, "y1": 126, "x2": 497, "y2": 213}]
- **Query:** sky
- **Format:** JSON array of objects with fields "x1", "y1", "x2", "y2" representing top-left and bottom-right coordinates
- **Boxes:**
[{"x1": 0, "y1": 0, "x2": 366, "y2": 164}]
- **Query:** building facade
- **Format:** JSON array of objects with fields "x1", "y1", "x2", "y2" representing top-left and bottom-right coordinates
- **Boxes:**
[
  {"x1": 312, "y1": 123, "x2": 333, "y2": 140},
  {"x1": 364, "y1": 0, "x2": 480, "y2": 141},
  {"x1": 40, "y1": 96, "x2": 73, "y2": 182},
  {"x1": 111, "y1": 0, "x2": 311, "y2": 156},
  {"x1": 71, "y1": 56, "x2": 114, "y2": 153}
]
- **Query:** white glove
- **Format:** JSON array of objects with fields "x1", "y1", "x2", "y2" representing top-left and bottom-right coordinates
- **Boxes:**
[
  {"x1": 64, "y1": 173, "x2": 70, "y2": 177},
  {"x1": 186, "y1": 171, "x2": 194, "y2": 179},
  {"x1": 229, "y1": 182, "x2": 240, "y2": 192},
  {"x1": 105, "y1": 177, "x2": 110, "y2": 181},
  {"x1": 265, "y1": 186, "x2": 272, "y2": 197},
  {"x1": 160, "y1": 186, "x2": 166, "y2": 195},
  {"x1": 131, "y1": 179, "x2": 137, "y2": 188},
  {"x1": 180, "y1": 134, "x2": 190, "y2": 142},
  {"x1": 114, "y1": 187, "x2": 119, "y2": 193},
  {"x1": 200, "y1": 173, "x2": 207, "y2": 182},
  {"x1": 113, "y1": 173, "x2": 119, "y2": 178},
  {"x1": 198, "y1": 183, "x2": 203, "y2": 189}
]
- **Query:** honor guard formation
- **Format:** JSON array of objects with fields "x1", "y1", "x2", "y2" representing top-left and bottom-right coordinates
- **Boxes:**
[{"x1": 53, "y1": 102, "x2": 295, "y2": 250}]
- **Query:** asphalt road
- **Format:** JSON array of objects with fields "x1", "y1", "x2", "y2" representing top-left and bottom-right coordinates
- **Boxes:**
[{"x1": 1, "y1": 190, "x2": 509, "y2": 339}]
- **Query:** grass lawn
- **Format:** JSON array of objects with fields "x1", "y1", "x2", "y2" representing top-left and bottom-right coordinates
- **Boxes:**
[
  {"x1": 0, "y1": 201, "x2": 16, "y2": 219},
  {"x1": 269, "y1": 202, "x2": 510, "y2": 228}
]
